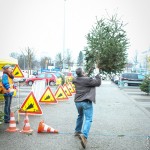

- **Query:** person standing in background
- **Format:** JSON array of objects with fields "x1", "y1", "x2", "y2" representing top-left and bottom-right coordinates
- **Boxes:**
[{"x1": 2, "y1": 65, "x2": 15, "y2": 123}]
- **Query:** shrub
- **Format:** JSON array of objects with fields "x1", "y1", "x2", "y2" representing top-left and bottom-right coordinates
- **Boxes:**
[
  {"x1": 140, "y1": 75, "x2": 150, "y2": 95},
  {"x1": 0, "y1": 111, "x2": 4, "y2": 125}
]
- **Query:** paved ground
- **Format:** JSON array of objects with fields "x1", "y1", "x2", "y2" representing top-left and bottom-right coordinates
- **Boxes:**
[
  {"x1": 120, "y1": 85, "x2": 150, "y2": 117},
  {"x1": 0, "y1": 81, "x2": 150, "y2": 150}
]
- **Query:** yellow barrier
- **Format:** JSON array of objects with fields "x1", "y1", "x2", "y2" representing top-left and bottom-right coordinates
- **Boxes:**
[{"x1": 0, "y1": 94, "x2": 4, "y2": 101}]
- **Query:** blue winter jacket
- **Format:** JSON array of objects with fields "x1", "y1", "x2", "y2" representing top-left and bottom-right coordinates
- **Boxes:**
[{"x1": 2, "y1": 73, "x2": 14, "y2": 96}]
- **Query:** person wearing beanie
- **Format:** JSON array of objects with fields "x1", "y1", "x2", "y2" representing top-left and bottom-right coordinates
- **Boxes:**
[
  {"x1": 72, "y1": 67, "x2": 101, "y2": 149},
  {"x1": 2, "y1": 65, "x2": 15, "y2": 123}
]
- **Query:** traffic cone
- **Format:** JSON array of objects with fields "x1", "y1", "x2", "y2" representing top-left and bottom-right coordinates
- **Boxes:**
[
  {"x1": 37, "y1": 120, "x2": 58, "y2": 133},
  {"x1": 20, "y1": 113, "x2": 33, "y2": 134},
  {"x1": 5, "y1": 112, "x2": 19, "y2": 132}
]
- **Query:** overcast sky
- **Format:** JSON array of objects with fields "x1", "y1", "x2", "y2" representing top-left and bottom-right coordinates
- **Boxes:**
[{"x1": 0, "y1": 0, "x2": 150, "y2": 61}]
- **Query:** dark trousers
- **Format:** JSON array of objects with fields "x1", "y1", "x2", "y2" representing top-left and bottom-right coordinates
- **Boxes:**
[{"x1": 4, "y1": 95, "x2": 12, "y2": 122}]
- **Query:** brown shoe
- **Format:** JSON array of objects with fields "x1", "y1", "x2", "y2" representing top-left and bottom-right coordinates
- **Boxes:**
[
  {"x1": 79, "y1": 134, "x2": 87, "y2": 149},
  {"x1": 74, "y1": 131, "x2": 82, "y2": 136}
]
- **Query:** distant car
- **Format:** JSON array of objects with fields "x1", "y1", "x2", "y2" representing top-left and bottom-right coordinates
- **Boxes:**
[
  {"x1": 111, "y1": 75, "x2": 119, "y2": 84},
  {"x1": 119, "y1": 73, "x2": 145, "y2": 86},
  {"x1": 13, "y1": 72, "x2": 35, "y2": 83},
  {"x1": 32, "y1": 71, "x2": 38, "y2": 76},
  {"x1": 25, "y1": 72, "x2": 60, "y2": 86}
]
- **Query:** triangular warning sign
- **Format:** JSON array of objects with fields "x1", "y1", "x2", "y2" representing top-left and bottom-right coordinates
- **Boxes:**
[
  {"x1": 55, "y1": 85, "x2": 69, "y2": 101},
  {"x1": 63, "y1": 83, "x2": 72, "y2": 97},
  {"x1": 71, "y1": 83, "x2": 76, "y2": 92},
  {"x1": 68, "y1": 83, "x2": 76, "y2": 93},
  {"x1": 13, "y1": 64, "x2": 24, "y2": 78},
  {"x1": 19, "y1": 92, "x2": 42, "y2": 115},
  {"x1": 39, "y1": 86, "x2": 58, "y2": 104},
  {"x1": 71, "y1": 83, "x2": 75, "y2": 89}
]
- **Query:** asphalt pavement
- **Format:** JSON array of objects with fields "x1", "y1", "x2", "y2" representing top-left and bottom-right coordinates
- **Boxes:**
[{"x1": 0, "y1": 81, "x2": 150, "y2": 150}]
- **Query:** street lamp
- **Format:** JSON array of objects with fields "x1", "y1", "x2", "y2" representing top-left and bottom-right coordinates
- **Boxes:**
[{"x1": 63, "y1": 0, "x2": 66, "y2": 71}]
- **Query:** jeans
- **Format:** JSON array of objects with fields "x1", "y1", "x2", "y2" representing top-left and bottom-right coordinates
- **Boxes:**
[
  {"x1": 75, "y1": 101, "x2": 93, "y2": 139},
  {"x1": 4, "y1": 95, "x2": 12, "y2": 122}
]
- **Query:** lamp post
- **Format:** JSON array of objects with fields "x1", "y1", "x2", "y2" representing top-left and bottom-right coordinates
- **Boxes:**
[{"x1": 62, "y1": 0, "x2": 66, "y2": 71}]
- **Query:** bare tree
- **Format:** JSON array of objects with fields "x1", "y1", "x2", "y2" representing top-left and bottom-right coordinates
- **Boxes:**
[
  {"x1": 40, "y1": 56, "x2": 52, "y2": 69},
  {"x1": 9, "y1": 52, "x2": 19, "y2": 59},
  {"x1": 55, "y1": 53, "x2": 63, "y2": 70},
  {"x1": 24, "y1": 47, "x2": 35, "y2": 76},
  {"x1": 65, "y1": 49, "x2": 74, "y2": 70}
]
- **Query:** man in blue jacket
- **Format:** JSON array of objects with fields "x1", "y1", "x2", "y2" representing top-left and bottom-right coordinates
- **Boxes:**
[
  {"x1": 2, "y1": 65, "x2": 15, "y2": 123},
  {"x1": 72, "y1": 68, "x2": 101, "y2": 149}
]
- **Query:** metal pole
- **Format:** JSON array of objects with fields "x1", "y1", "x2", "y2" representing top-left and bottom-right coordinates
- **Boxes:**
[
  {"x1": 63, "y1": 0, "x2": 66, "y2": 71},
  {"x1": 23, "y1": 56, "x2": 25, "y2": 70}
]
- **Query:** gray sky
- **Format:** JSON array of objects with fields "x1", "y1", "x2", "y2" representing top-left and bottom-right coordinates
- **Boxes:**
[{"x1": 0, "y1": 0, "x2": 150, "y2": 61}]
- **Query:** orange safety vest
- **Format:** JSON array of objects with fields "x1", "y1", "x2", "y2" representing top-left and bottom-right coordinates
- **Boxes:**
[{"x1": 0, "y1": 76, "x2": 14, "y2": 94}]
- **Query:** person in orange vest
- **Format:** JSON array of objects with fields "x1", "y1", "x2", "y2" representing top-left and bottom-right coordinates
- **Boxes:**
[{"x1": 2, "y1": 65, "x2": 15, "y2": 123}]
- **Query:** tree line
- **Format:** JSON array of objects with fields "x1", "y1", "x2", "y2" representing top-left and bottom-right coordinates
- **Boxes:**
[
  {"x1": 10, "y1": 14, "x2": 129, "y2": 76},
  {"x1": 10, "y1": 47, "x2": 84, "y2": 73}
]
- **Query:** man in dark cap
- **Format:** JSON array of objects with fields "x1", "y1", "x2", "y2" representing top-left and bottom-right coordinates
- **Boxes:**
[
  {"x1": 2, "y1": 64, "x2": 15, "y2": 123},
  {"x1": 2, "y1": 65, "x2": 12, "y2": 70},
  {"x1": 72, "y1": 67, "x2": 101, "y2": 149}
]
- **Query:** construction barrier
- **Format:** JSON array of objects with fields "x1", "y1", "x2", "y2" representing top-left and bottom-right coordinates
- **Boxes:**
[
  {"x1": 2, "y1": 81, "x2": 76, "y2": 132},
  {"x1": 32, "y1": 80, "x2": 46, "y2": 102},
  {"x1": 19, "y1": 92, "x2": 43, "y2": 115}
]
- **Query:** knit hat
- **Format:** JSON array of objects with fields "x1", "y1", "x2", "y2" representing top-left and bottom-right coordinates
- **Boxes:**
[
  {"x1": 76, "y1": 68, "x2": 83, "y2": 77},
  {"x1": 2, "y1": 65, "x2": 12, "y2": 70}
]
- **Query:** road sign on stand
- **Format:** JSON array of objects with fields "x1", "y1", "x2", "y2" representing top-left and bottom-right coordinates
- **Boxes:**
[
  {"x1": 13, "y1": 64, "x2": 24, "y2": 78},
  {"x1": 68, "y1": 83, "x2": 76, "y2": 94},
  {"x1": 55, "y1": 85, "x2": 69, "y2": 101},
  {"x1": 63, "y1": 83, "x2": 72, "y2": 97},
  {"x1": 19, "y1": 92, "x2": 43, "y2": 115},
  {"x1": 39, "y1": 86, "x2": 58, "y2": 104}
]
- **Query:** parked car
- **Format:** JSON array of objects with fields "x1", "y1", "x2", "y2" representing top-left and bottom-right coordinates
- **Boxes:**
[
  {"x1": 25, "y1": 72, "x2": 61, "y2": 86},
  {"x1": 119, "y1": 73, "x2": 145, "y2": 86},
  {"x1": 13, "y1": 72, "x2": 36, "y2": 83},
  {"x1": 111, "y1": 74, "x2": 119, "y2": 84}
]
